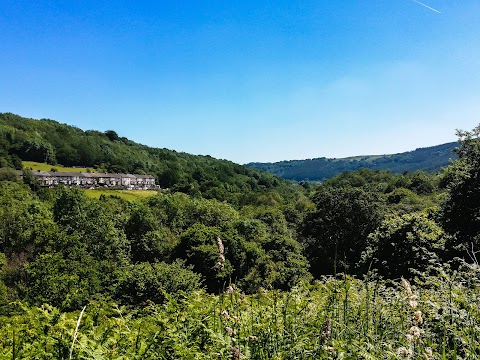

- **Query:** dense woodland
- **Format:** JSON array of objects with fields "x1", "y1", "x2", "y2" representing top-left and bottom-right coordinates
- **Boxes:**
[
  {"x1": 247, "y1": 142, "x2": 457, "y2": 181},
  {"x1": 1, "y1": 114, "x2": 480, "y2": 358}
]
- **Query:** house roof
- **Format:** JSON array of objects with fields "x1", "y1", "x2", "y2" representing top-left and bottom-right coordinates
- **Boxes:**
[
  {"x1": 49, "y1": 172, "x2": 82, "y2": 177},
  {"x1": 136, "y1": 174, "x2": 155, "y2": 179},
  {"x1": 88, "y1": 173, "x2": 121, "y2": 179},
  {"x1": 118, "y1": 173, "x2": 137, "y2": 178},
  {"x1": 32, "y1": 170, "x2": 51, "y2": 176}
]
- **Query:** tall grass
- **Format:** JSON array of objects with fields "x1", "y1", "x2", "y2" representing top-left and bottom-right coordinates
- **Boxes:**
[{"x1": 1, "y1": 266, "x2": 480, "y2": 359}]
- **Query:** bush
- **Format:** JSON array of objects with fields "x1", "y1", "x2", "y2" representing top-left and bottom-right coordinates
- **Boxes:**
[
  {"x1": 114, "y1": 261, "x2": 202, "y2": 305},
  {"x1": 362, "y1": 212, "x2": 445, "y2": 278}
]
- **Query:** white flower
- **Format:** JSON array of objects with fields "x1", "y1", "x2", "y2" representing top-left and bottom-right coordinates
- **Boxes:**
[
  {"x1": 413, "y1": 310, "x2": 423, "y2": 325},
  {"x1": 409, "y1": 326, "x2": 424, "y2": 343},
  {"x1": 424, "y1": 347, "x2": 433, "y2": 359},
  {"x1": 397, "y1": 346, "x2": 413, "y2": 357},
  {"x1": 220, "y1": 309, "x2": 230, "y2": 319}
]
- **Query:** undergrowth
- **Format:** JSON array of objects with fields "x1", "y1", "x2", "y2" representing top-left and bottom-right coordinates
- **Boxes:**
[{"x1": 1, "y1": 266, "x2": 479, "y2": 359}]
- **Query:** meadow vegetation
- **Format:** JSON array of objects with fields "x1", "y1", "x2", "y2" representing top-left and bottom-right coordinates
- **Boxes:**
[
  {"x1": 22, "y1": 161, "x2": 95, "y2": 173},
  {"x1": 2, "y1": 270, "x2": 480, "y2": 359},
  {"x1": 84, "y1": 189, "x2": 159, "y2": 201}
]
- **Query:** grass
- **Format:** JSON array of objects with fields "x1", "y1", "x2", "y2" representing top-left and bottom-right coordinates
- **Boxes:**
[
  {"x1": 22, "y1": 161, "x2": 95, "y2": 173},
  {"x1": 2, "y1": 266, "x2": 480, "y2": 359},
  {"x1": 84, "y1": 189, "x2": 159, "y2": 201}
]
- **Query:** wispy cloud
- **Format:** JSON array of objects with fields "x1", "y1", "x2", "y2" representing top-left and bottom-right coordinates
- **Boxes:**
[{"x1": 411, "y1": 0, "x2": 441, "y2": 14}]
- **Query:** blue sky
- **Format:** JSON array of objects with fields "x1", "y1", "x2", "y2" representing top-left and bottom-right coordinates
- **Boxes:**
[{"x1": 1, "y1": 1, "x2": 479, "y2": 163}]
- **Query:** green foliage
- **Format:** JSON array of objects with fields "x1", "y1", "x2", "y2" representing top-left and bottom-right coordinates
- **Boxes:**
[
  {"x1": 3, "y1": 268, "x2": 480, "y2": 358},
  {"x1": 53, "y1": 188, "x2": 129, "y2": 264},
  {"x1": 0, "y1": 182, "x2": 55, "y2": 257},
  {"x1": 176, "y1": 224, "x2": 233, "y2": 292},
  {"x1": 0, "y1": 168, "x2": 20, "y2": 182},
  {"x1": 0, "y1": 253, "x2": 7, "y2": 306},
  {"x1": 24, "y1": 252, "x2": 96, "y2": 310},
  {"x1": 441, "y1": 125, "x2": 480, "y2": 260},
  {"x1": 253, "y1": 235, "x2": 312, "y2": 291},
  {"x1": 148, "y1": 192, "x2": 240, "y2": 233},
  {"x1": 362, "y1": 212, "x2": 445, "y2": 278},
  {"x1": 302, "y1": 186, "x2": 382, "y2": 277},
  {"x1": 126, "y1": 204, "x2": 161, "y2": 262},
  {"x1": 1, "y1": 114, "x2": 480, "y2": 358},
  {"x1": 114, "y1": 261, "x2": 203, "y2": 305}
]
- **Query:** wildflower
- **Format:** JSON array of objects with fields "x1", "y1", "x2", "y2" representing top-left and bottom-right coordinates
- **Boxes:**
[
  {"x1": 408, "y1": 297, "x2": 418, "y2": 309},
  {"x1": 216, "y1": 237, "x2": 224, "y2": 255},
  {"x1": 231, "y1": 346, "x2": 242, "y2": 359},
  {"x1": 215, "y1": 237, "x2": 226, "y2": 271},
  {"x1": 424, "y1": 347, "x2": 433, "y2": 359},
  {"x1": 397, "y1": 346, "x2": 413, "y2": 357},
  {"x1": 225, "y1": 326, "x2": 233, "y2": 336},
  {"x1": 401, "y1": 278, "x2": 418, "y2": 309},
  {"x1": 409, "y1": 326, "x2": 424, "y2": 343},
  {"x1": 247, "y1": 335, "x2": 258, "y2": 342},
  {"x1": 323, "y1": 345, "x2": 335, "y2": 353},
  {"x1": 413, "y1": 310, "x2": 423, "y2": 325},
  {"x1": 321, "y1": 317, "x2": 332, "y2": 342},
  {"x1": 226, "y1": 285, "x2": 235, "y2": 294},
  {"x1": 401, "y1": 278, "x2": 413, "y2": 296},
  {"x1": 220, "y1": 309, "x2": 230, "y2": 319}
]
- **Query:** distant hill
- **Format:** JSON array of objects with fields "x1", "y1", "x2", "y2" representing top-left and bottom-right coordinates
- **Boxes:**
[
  {"x1": 246, "y1": 142, "x2": 458, "y2": 181},
  {"x1": 0, "y1": 112, "x2": 294, "y2": 204}
]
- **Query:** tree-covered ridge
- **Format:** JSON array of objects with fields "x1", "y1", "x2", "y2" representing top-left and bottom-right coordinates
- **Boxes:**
[
  {"x1": 246, "y1": 142, "x2": 458, "y2": 181},
  {"x1": 0, "y1": 112, "x2": 294, "y2": 205}
]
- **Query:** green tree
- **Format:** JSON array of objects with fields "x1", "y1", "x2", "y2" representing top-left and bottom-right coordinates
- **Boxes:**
[
  {"x1": 362, "y1": 212, "x2": 445, "y2": 278},
  {"x1": 114, "y1": 261, "x2": 202, "y2": 305},
  {"x1": 302, "y1": 186, "x2": 381, "y2": 277},
  {"x1": 24, "y1": 252, "x2": 96, "y2": 310},
  {"x1": 253, "y1": 235, "x2": 311, "y2": 291},
  {"x1": 175, "y1": 224, "x2": 232, "y2": 292},
  {"x1": 126, "y1": 204, "x2": 161, "y2": 262},
  {"x1": 0, "y1": 182, "x2": 55, "y2": 257},
  {"x1": 441, "y1": 126, "x2": 480, "y2": 261},
  {"x1": 0, "y1": 167, "x2": 20, "y2": 182},
  {"x1": 0, "y1": 253, "x2": 8, "y2": 305}
]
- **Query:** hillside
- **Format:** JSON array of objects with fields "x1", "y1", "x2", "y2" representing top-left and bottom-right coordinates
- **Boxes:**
[
  {"x1": 246, "y1": 142, "x2": 458, "y2": 181},
  {"x1": 0, "y1": 112, "x2": 294, "y2": 205}
]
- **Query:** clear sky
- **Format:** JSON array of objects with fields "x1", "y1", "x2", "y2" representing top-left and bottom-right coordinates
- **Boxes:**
[{"x1": 1, "y1": 1, "x2": 479, "y2": 164}]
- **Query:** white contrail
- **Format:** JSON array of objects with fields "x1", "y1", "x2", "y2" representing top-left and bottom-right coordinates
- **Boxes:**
[{"x1": 411, "y1": 0, "x2": 441, "y2": 13}]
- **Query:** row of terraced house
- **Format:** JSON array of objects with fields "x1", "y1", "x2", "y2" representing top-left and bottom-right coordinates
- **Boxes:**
[{"x1": 17, "y1": 170, "x2": 157, "y2": 190}]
